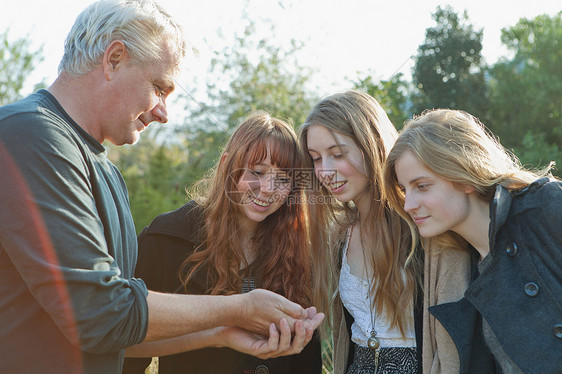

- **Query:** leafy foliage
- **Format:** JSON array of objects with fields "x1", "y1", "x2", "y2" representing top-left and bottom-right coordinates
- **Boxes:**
[
  {"x1": 187, "y1": 19, "x2": 318, "y2": 132},
  {"x1": 353, "y1": 72, "x2": 411, "y2": 129},
  {"x1": 107, "y1": 134, "x2": 192, "y2": 232},
  {"x1": 0, "y1": 29, "x2": 44, "y2": 105},
  {"x1": 412, "y1": 6, "x2": 488, "y2": 119},
  {"x1": 488, "y1": 12, "x2": 562, "y2": 173}
]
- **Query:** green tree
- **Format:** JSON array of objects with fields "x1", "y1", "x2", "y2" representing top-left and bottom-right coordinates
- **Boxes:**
[
  {"x1": 517, "y1": 131, "x2": 560, "y2": 172},
  {"x1": 488, "y1": 12, "x2": 562, "y2": 173},
  {"x1": 412, "y1": 6, "x2": 488, "y2": 119},
  {"x1": 202, "y1": 20, "x2": 317, "y2": 130},
  {"x1": 179, "y1": 16, "x2": 319, "y2": 169},
  {"x1": 353, "y1": 72, "x2": 411, "y2": 129},
  {"x1": 0, "y1": 29, "x2": 44, "y2": 105},
  {"x1": 108, "y1": 133, "x2": 190, "y2": 233}
]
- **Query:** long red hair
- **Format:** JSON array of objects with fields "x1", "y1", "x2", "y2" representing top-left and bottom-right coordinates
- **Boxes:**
[{"x1": 181, "y1": 112, "x2": 311, "y2": 306}]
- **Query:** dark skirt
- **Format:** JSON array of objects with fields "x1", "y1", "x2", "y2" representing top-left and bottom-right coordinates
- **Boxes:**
[{"x1": 346, "y1": 343, "x2": 418, "y2": 374}]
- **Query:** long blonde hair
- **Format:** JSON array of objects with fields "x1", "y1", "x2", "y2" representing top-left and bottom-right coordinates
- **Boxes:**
[
  {"x1": 299, "y1": 91, "x2": 420, "y2": 339},
  {"x1": 182, "y1": 112, "x2": 311, "y2": 306},
  {"x1": 384, "y1": 108, "x2": 553, "y2": 254}
]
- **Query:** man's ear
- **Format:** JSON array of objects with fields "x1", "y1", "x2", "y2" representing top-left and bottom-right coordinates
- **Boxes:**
[
  {"x1": 463, "y1": 184, "x2": 476, "y2": 194},
  {"x1": 103, "y1": 40, "x2": 127, "y2": 80}
]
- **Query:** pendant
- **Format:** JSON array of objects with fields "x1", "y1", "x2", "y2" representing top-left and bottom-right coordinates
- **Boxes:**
[{"x1": 367, "y1": 334, "x2": 380, "y2": 351}]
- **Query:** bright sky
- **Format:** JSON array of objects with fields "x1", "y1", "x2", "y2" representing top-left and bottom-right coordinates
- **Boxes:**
[{"x1": 3, "y1": 0, "x2": 561, "y2": 114}]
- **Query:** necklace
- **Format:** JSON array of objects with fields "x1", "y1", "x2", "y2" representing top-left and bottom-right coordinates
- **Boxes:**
[
  {"x1": 367, "y1": 281, "x2": 381, "y2": 370},
  {"x1": 367, "y1": 314, "x2": 380, "y2": 351},
  {"x1": 350, "y1": 224, "x2": 381, "y2": 368}
]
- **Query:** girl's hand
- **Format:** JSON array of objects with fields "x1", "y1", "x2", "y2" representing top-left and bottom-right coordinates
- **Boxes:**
[{"x1": 222, "y1": 314, "x2": 321, "y2": 359}]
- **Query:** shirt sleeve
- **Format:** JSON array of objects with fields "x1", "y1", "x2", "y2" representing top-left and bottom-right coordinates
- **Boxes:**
[{"x1": 0, "y1": 113, "x2": 148, "y2": 353}]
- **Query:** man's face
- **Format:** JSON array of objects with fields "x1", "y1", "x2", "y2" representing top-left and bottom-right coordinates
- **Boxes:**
[{"x1": 103, "y1": 45, "x2": 179, "y2": 146}]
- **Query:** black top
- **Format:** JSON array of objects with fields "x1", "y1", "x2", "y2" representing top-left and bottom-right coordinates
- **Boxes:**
[{"x1": 122, "y1": 200, "x2": 322, "y2": 374}]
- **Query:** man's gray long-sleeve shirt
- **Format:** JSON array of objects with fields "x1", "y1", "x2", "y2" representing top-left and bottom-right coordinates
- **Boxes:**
[{"x1": 0, "y1": 90, "x2": 149, "y2": 374}]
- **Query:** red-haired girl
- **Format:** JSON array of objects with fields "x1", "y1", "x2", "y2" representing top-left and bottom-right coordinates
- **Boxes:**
[{"x1": 123, "y1": 112, "x2": 321, "y2": 373}]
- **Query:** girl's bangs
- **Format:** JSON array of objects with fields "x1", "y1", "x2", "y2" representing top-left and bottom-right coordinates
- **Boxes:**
[{"x1": 246, "y1": 130, "x2": 299, "y2": 171}]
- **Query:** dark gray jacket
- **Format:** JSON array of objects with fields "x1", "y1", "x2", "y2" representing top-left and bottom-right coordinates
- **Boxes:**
[
  {"x1": 431, "y1": 178, "x2": 562, "y2": 374},
  {"x1": 0, "y1": 90, "x2": 149, "y2": 374}
]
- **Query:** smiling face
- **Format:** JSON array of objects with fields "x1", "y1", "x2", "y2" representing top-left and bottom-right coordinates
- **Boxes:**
[
  {"x1": 103, "y1": 43, "x2": 178, "y2": 145},
  {"x1": 394, "y1": 150, "x2": 475, "y2": 239},
  {"x1": 306, "y1": 124, "x2": 370, "y2": 208},
  {"x1": 234, "y1": 147, "x2": 292, "y2": 232}
]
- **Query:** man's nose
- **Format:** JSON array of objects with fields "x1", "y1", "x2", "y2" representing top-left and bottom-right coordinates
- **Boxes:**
[{"x1": 151, "y1": 98, "x2": 168, "y2": 124}]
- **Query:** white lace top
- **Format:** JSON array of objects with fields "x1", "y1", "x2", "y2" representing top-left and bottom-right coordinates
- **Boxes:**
[{"x1": 338, "y1": 228, "x2": 416, "y2": 348}]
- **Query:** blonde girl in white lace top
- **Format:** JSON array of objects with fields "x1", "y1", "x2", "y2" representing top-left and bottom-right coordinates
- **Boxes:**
[{"x1": 299, "y1": 91, "x2": 422, "y2": 374}]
